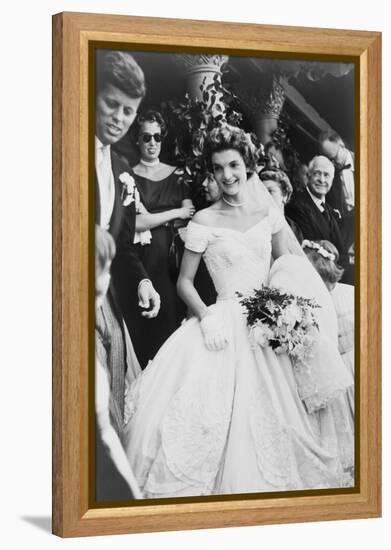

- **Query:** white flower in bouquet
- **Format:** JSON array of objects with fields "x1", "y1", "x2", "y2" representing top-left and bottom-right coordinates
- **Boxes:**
[
  {"x1": 275, "y1": 342, "x2": 289, "y2": 355},
  {"x1": 282, "y1": 302, "x2": 302, "y2": 329},
  {"x1": 301, "y1": 307, "x2": 314, "y2": 328},
  {"x1": 288, "y1": 340, "x2": 295, "y2": 352},
  {"x1": 292, "y1": 341, "x2": 304, "y2": 356},
  {"x1": 275, "y1": 324, "x2": 289, "y2": 339},
  {"x1": 265, "y1": 299, "x2": 278, "y2": 314},
  {"x1": 249, "y1": 322, "x2": 274, "y2": 348}
]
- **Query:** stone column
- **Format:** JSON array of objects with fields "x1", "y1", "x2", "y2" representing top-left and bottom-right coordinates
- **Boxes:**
[
  {"x1": 172, "y1": 54, "x2": 229, "y2": 114},
  {"x1": 234, "y1": 77, "x2": 286, "y2": 145},
  {"x1": 255, "y1": 78, "x2": 286, "y2": 144}
]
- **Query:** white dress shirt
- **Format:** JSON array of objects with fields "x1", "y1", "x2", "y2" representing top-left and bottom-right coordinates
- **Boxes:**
[
  {"x1": 306, "y1": 187, "x2": 327, "y2": 213},
  {"x1": 95, "y1": 137, "x2": 115, "y2": 230}
]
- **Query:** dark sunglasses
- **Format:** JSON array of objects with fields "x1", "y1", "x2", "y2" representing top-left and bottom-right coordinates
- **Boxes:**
[{"x1": 141, "y1": 133, "x2": 162, "y2": 143}]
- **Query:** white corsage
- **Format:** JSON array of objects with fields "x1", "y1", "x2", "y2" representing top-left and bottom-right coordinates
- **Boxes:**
[
  {"x1": 132, "y1": 188, "x2": 152, "y2": 245},
  {"x1": 119, "y1": 172, "x2": 152, "y2": 245},
  {"x1": 119, "y1": 172, "x2": 136, "y2": 206}
]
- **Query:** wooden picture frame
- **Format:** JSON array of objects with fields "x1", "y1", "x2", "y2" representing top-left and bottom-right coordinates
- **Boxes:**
[{"x1": 52, "y1": 11, "x2": 381, "y2": 537}]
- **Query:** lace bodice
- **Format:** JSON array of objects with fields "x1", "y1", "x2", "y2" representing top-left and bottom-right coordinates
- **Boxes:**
[{"x1": 185, "y1": 209, "x2": 284, "y2": 299}]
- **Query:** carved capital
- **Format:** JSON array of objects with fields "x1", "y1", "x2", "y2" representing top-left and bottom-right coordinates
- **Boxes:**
[
  {"x1": 234, "y1": 77, "x2": 286, "y2": 120},
  {"x1": 173, "y1": 54, "x2": 229, "y2": 76},
  {"x1": 259, "y1": 78, "x2": 286, "y2": 119}
]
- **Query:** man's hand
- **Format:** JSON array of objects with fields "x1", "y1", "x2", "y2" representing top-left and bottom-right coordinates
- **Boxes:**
[{"x1": 138, "y1": 280, "x2": 160, "y2": 318}]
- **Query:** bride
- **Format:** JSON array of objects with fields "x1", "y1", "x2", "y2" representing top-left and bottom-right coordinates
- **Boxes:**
[{"x1": 123, "y1": 124, "x2": 354, "y2": 498}]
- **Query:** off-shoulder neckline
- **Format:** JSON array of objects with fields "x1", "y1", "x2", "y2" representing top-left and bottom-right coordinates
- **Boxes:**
[{"x1": 188, "y1": 213, "x2": 274, "y2": 235}]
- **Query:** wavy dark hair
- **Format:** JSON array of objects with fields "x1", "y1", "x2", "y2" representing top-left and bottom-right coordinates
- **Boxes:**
[
  {"x1": 95, "y1": 50, "x2": 146, "y2": 99},
  {"x1": 205, "y1": 124, "x2": 258, "y2": 173},
  {"x1": 135, "y1": 109, "x2": 168, "y2": 138}
]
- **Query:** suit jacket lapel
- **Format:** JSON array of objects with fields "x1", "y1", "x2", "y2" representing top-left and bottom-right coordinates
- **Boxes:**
[
  {"x1": 325, "y1": 203, "x2": 344, "y2": 252},
  {"x1": 305, "y1": 193, "x2": 344, "y2": 252},
  {"x1": 303, "y1": 191, "x2": 330, "y2": 236}
]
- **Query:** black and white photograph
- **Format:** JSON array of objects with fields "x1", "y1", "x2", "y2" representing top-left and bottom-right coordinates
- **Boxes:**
[{"x1": 94, "y1": 47, "x2": 355, "y2": 502}]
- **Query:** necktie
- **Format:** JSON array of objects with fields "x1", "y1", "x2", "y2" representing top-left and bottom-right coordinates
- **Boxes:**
[{"x1": 321, "y1": 203, "x2": 330, "y2": 222}]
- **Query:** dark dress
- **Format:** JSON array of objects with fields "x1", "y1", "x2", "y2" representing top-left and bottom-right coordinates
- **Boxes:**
[{"x1": 128, "y1": 170, "x2": 190, "y2": 368}]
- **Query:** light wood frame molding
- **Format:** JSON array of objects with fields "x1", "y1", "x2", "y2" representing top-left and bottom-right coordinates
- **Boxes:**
[{"x1": 52, "y1": 11, "x2": 381, "y2": 537}]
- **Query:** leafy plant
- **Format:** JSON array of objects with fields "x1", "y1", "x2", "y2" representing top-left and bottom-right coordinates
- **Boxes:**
[{"x1": 160, "y1": 74, "x2": 244, "y2": 208}]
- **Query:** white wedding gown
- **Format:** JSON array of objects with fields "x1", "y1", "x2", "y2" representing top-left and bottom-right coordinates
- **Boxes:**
[{"x1": 123, "y1": 209, "x2": 354, "y2": 498}]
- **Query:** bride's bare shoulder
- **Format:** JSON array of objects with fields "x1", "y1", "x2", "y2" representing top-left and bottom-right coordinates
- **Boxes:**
[{"x1": 192, "y1": 206, "x2": 220, "y2": 227}]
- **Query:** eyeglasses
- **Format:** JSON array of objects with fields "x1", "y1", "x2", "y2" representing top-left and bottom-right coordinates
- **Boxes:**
[{"x1": 141, "y1": 133, "x2": 162, "y2": 143}]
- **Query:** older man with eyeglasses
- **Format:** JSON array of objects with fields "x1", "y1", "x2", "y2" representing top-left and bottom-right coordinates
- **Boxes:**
[{"x1": 286, "y1": 155, "x2": 353, "y2": 283}]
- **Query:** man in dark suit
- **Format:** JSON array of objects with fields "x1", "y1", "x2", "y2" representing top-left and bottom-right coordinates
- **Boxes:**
[
  {"x1": 95, "y1": 49, "x2": 160, "y2": 316},
  {"x1": 286, "y1": 155, "x2": 352, "y2": 282}
]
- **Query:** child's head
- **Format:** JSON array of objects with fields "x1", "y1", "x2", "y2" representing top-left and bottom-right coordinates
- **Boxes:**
[
  {"x1": 95, "y1": 226, "x2": 116, "y2": 307},
  {"x1": 302, "y1": 239, "x2": 344, "y2": 290}
]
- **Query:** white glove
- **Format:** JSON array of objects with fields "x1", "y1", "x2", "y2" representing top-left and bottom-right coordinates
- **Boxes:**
[{"x1": 200, "y1": 313, "x2": 228, "y2": 351}]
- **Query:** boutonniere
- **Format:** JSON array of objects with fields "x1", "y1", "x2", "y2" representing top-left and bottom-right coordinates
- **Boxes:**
[
  {"x1": 119, "y1": 172, "x2": 136, "y2": 206},
  {"x1": 332, "y1": 208, "x2": 342, "y2": 220}
]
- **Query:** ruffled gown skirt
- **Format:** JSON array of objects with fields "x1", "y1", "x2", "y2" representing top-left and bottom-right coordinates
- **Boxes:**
[{"x1": 123, "y1": 299, "x2": 352, "y2": 498}]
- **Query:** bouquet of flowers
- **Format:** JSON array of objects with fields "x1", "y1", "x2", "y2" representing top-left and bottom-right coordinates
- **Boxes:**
[{"x1": 237, "y1": 286, "x2": 320, "y2": 363}]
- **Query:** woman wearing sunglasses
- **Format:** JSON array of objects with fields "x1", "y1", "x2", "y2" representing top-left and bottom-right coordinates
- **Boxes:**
[{"x1": 129, "y1": 110, "x2": 195, "y2": 368}]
